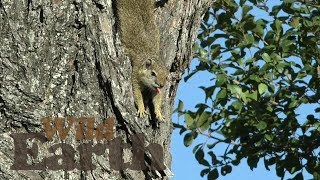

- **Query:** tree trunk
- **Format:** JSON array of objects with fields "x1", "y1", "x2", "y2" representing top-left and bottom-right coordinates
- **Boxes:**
[{"x1": 0, "y1": 0, "x2": 209, "y2": 179}]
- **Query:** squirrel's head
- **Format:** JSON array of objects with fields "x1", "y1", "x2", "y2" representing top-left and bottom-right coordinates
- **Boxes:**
[{"x1": 139, "y1": 59, "x2": 167, "y2": 94}]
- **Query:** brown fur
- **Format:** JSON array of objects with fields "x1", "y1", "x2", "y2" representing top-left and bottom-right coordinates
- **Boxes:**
[{"x1": 116, "y1": 0, "x2": 168, "y2": 120}]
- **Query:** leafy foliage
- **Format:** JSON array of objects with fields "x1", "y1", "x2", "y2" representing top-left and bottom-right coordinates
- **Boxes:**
[{"x1": 174, "y1": 0, "x2": 320, "y2": 179}]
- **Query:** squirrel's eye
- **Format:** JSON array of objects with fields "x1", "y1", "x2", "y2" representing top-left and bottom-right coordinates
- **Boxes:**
[{"x1": 151, "y1": 71, "x2": 157, "y2": 77}]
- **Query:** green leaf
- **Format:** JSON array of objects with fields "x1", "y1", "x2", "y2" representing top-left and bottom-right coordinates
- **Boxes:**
[
  {"x1": 173, "y1": 100, "x2": 184, "y2": 116},
  {"x1": 256, "y1": 121, "x2": 267, "y2": 130},
  {"x1": 242, "y1": 5, "x2": 253, "y2": 15},
  {"x1": 313, "y1": 172, "x2": 320, "y2": 180},
  {"x1": 197, "y1": 111, "x2": 212, "y2": 132},
  {"x1": 173, "y1": 123, "x2": 188, "y2": 135},
  {"x1": 199, "y1": 48, "x2": 208, "y2": 59},
  {"x1": 246, "y1": 91, "x2": 258, "y2": 101},
  {"x1": 184, "y1": 131, "x2": 196, "y2": 147},
  {"x1": 179, "y1": 127, "x2": 187, "y2": 135},
  {"x1": 261, "y1": 53, "x2": 271, "y2": 63},
  {"x1": 193, "y1": 144, "x2": 202, "y2": 153},
  {"x1": 207, "y1": 142, "x2": 219, "y2": 149},
  {"x1": 267, "y1": 157, "x2": 276, "y2": 166},
  {"x1": 221, "y1": 165, "x2": 232, "y2": 176},
  {"x1": 253, "y1": 19, "x2": 266, "y2": 37},
  {"x1": 275, "y1": 19, "x2": 283, "y2": 34},
  {"x1": 195, "y1": 148, "x2": 210, "y2": 166},
  {"x1": 290, "y1": 172, "x2": 303, "y2": 180},
  {"x1": 265, "y1": 134, "x2": 273, "y2": 141},
  {"x1": 306, "y1": 115, "x2": 315, "y2": 122},
  {"x1": 247, "y1": 156, "x2": 259, "y2": 170},
  {"x1": 208, "y1": 151, "x2": 218, "y2": 165},
  {"x1": 244, "y1": 34, "x2": 255, "y2": 45},
  {"x1": 201, "y1": 86, "x2": 216, "y2": 101},
  {"x1": 288, "y1": 99, "x2": 298, "y2": 109},
  {"x1": 216, "y1": 89, "x2": 227, "y2": 101},
  {"x1": 184, "y1": 70, "x2": 197, "y2": 82},
  {"x1": 228, "y1": 85, "x2": 242, "y2": 95},
  {"x1": 231, "y1": 100, "x2": 243, "y2": 110},
  {"x1": 264, "y1": 157, "x2": 270, "y2": 171},
  {"x1": 258, "y1": 83, "x2": 268, "y2": 95},
  {"x1": 271, "y1": 5, "x2": 281, "y2": 16},
  {"x1": 177, "y1": 100, "x2": 184, "y2": 116},
  {"x1": 208, "y1": 169, "x2": 219, "y2": 180},
  {"x1": 200, "y1": 168, "x2": 210, "y2": 177},
  {"x1": 216, "y1": 74, "x2": 227, "y2": 86},
  {"x1": 276, "y1": 62, "x2": 287, "y2": 73},
  {"x1": 276, "y1": 162, "x2": 285, "y2": 177},
  {"x1": 290, "y1": 17, "x2": 300, "y2": 29},
  {"x1": 185, "y1": 112, "x2": 195, "y2": 129},
  {"x1": 231, "y1": 158, "x2": 240, "y2": 166},
  {"x1": 244, "y1": 20, "x2": 256, "y2": 31}
]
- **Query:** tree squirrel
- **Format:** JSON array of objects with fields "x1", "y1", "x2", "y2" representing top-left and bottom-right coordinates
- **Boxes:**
[{"x1": 116, "y1": 0, "x2": 168, "y2": 120}]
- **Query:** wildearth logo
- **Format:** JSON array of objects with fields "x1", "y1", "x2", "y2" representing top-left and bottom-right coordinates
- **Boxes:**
[{"x1": 10, "y1": 117, "x2": 165, "y2": 171}]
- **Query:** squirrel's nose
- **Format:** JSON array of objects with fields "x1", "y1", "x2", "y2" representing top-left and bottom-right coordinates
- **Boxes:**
[
  {"x1": 158, "y1": 83, "x2": 164, "y2": 88},
  {"x1": 155, "y1": 80, "x2": 163, "y2": 88}
]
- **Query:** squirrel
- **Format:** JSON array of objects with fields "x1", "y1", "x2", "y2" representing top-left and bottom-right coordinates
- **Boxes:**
[{"x1": 115, "y1": 0, "x2": 168, "y2": 121}]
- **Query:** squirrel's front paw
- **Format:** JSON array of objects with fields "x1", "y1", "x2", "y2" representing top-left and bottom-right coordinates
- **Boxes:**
[
  {"x1": 137, "y1": 108, "x2": 146, "y2": 118},
  {"x1": 155, "y1": 110, "x2": 164, "y2": 121}
]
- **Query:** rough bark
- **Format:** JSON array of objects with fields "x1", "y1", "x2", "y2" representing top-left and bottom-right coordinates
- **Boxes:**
[{"x1": 0, "y1": 0, "x2": 210, "y2": 179}]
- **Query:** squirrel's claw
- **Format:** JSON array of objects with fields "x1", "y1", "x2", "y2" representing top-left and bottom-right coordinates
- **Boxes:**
[
  {"x1": 155, "y1": 111, "x2": 164, "y2": 121},
  {"x1": 137, "y1": 108, "x2": 146, "y2": 118}
]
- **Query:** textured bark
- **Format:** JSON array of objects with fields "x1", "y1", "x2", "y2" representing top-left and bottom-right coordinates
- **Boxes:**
[{"x1": 0, "y1": 0, "x2": 210, "y2": 179}]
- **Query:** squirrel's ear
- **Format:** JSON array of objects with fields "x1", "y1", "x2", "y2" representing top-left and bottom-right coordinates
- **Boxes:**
[{"x1": 145, "y1": 59, "x2": 153, "y2": 69}]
